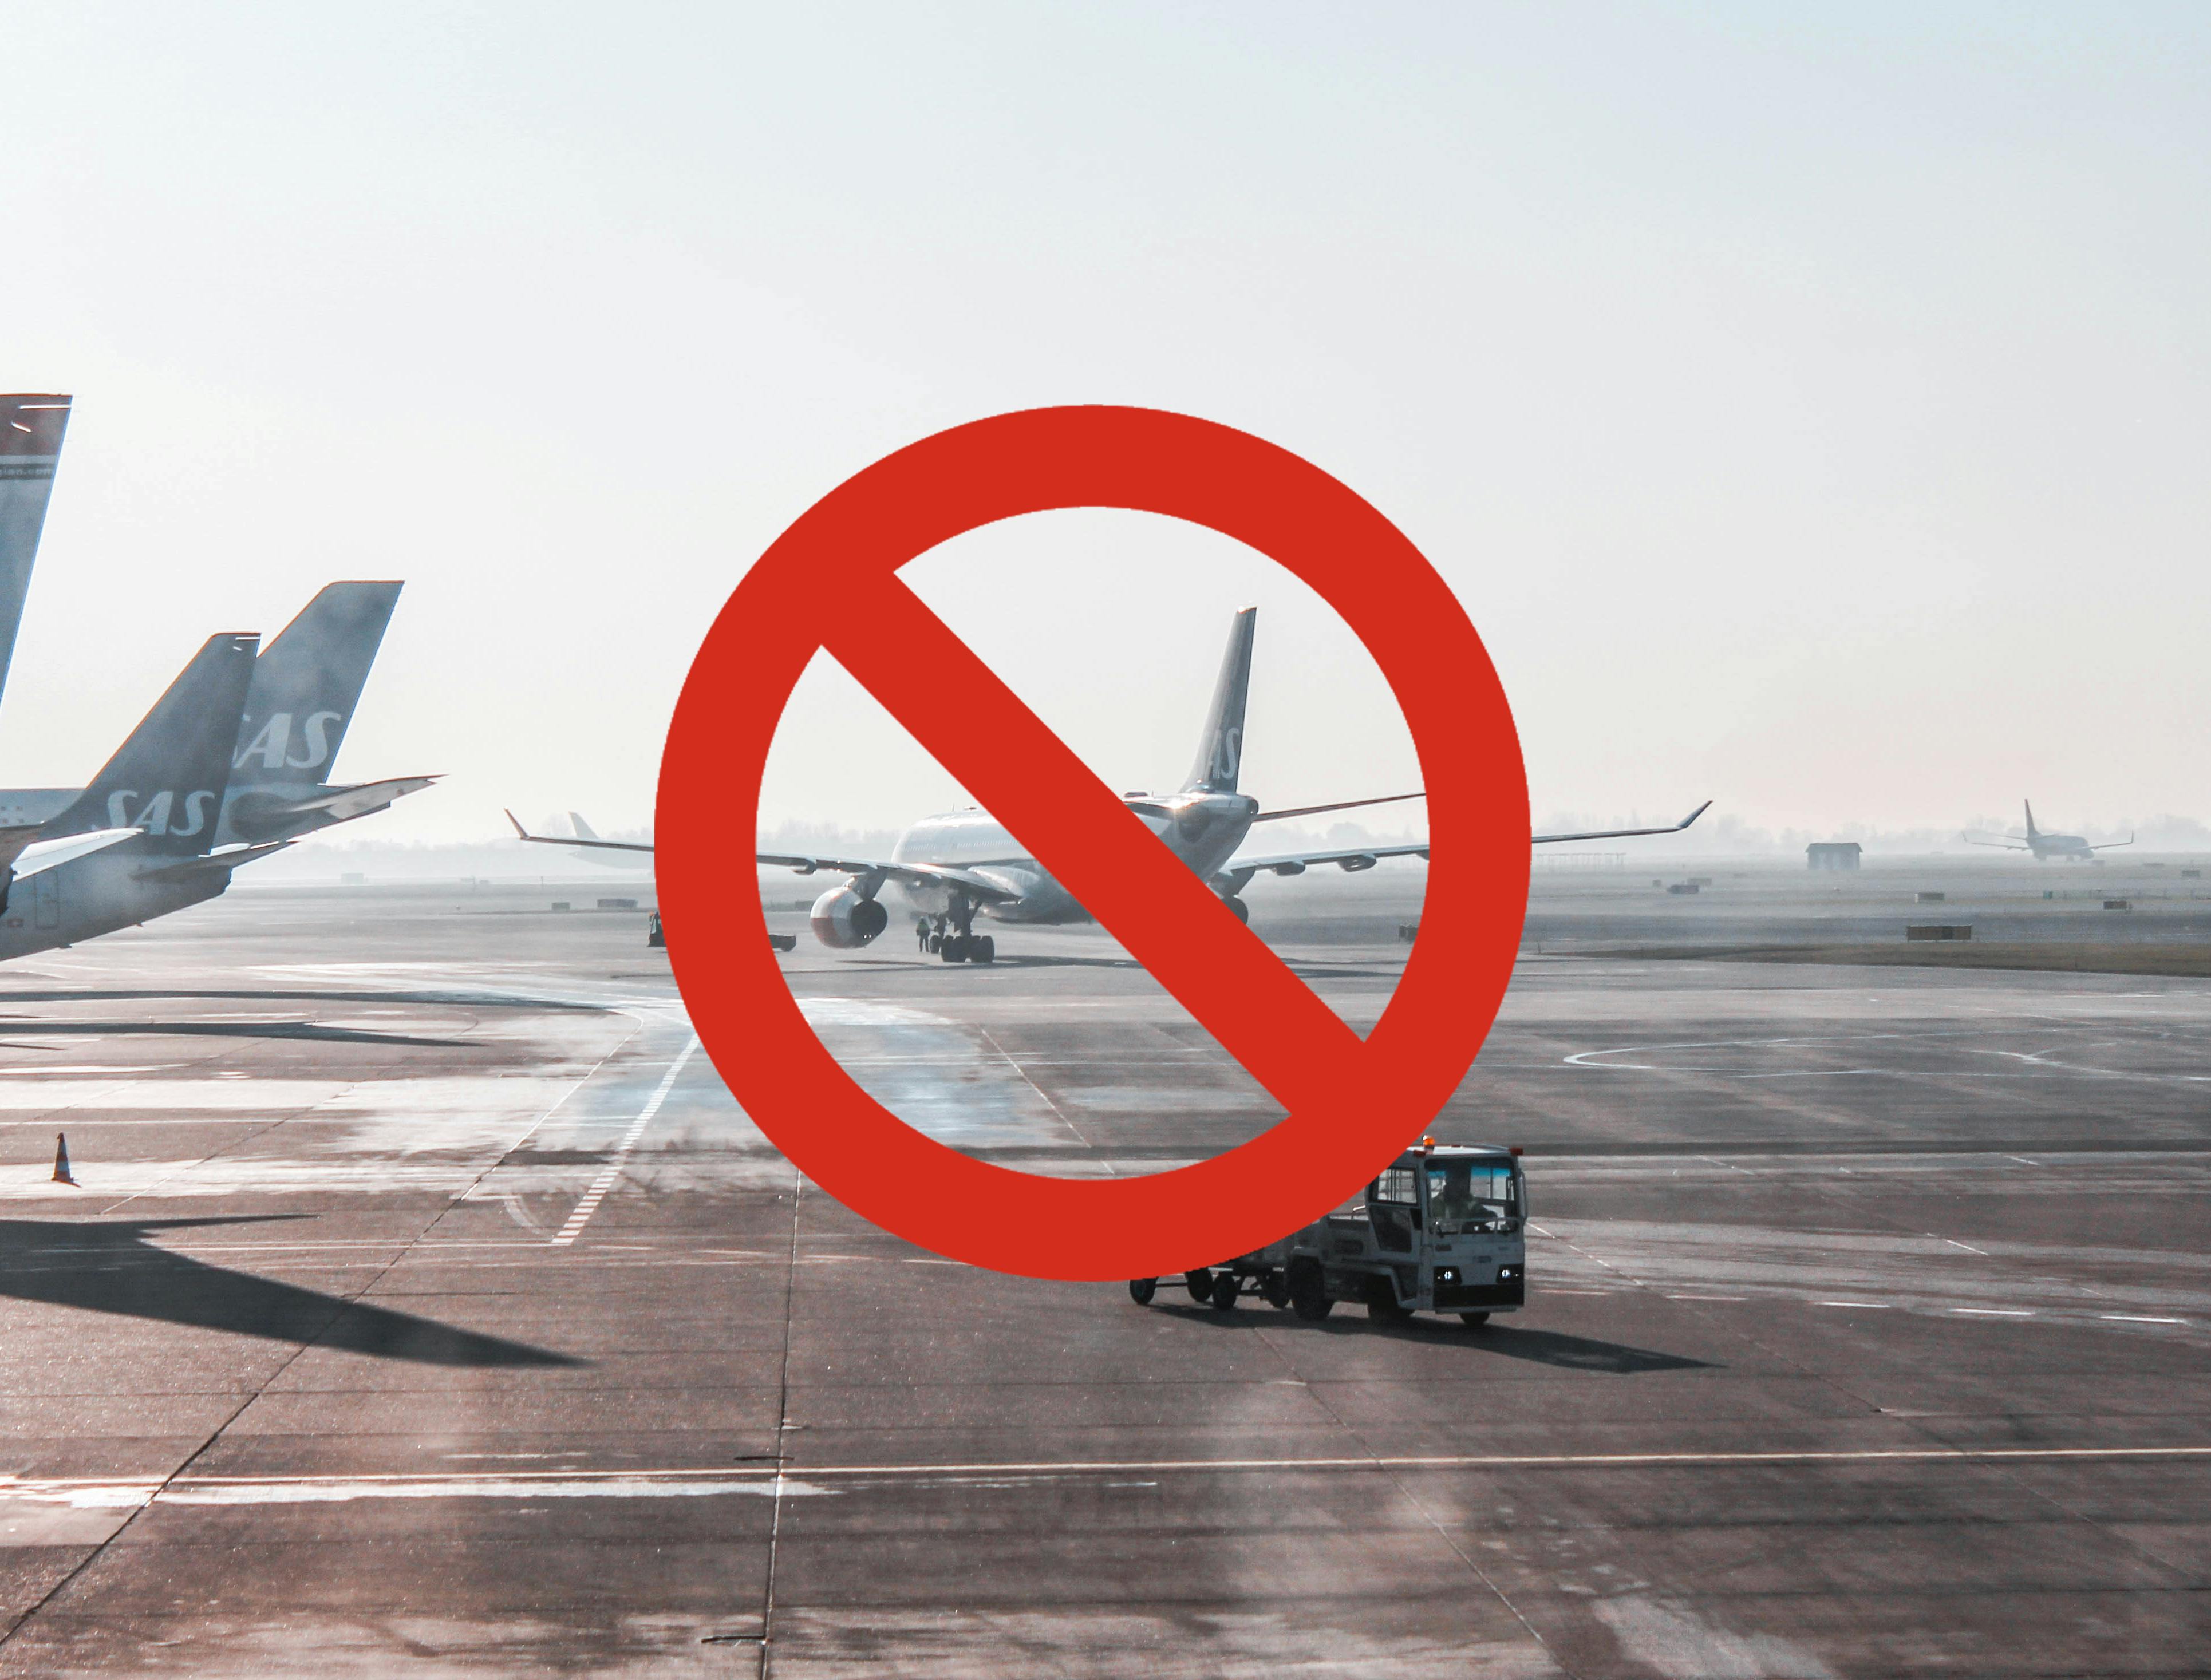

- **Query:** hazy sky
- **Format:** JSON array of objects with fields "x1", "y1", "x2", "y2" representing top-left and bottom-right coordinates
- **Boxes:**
[{"x1": 3, "y1": 4, "x2": 2205, "y2": 845}]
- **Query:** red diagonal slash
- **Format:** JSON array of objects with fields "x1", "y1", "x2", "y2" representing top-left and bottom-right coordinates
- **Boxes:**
[
  {"x1": 657, "y1": 406, "x2": 1528, "y2": 1279},
  {"x1": 822, "y1": 579, "x2": 1365, "y2": 1115}
]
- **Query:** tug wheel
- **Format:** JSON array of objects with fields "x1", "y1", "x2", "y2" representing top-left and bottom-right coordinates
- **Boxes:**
[
  {"x1": 1287, "y1": 1259, "x2": 1333, "y2": 1322},
  {"x1": 1128, "y1": 1278, "x2": 1156, "y2": 1306},
  {"x1": 1458, "y1": 1311, "x2": 1491, "y2": 1328}
]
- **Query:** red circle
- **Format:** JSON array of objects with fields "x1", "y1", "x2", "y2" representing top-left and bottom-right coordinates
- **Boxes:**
[{"x1": 657, "y1": 407, "x2": 1527, "y2": 1280}]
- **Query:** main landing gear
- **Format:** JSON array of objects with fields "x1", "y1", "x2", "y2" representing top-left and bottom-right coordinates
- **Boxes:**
[{"x1": 918, "y1": 913, "x2": 996, "y2": 964}]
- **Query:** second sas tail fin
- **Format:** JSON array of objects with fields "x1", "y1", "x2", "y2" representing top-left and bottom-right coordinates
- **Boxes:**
[
  {"x1": 229, "y1": 581, "x2": 402, "y2": 788},
  {"x1": 1180, "y1": 607, "x2": 1257, "y2": 796},
  {"x1": 45, "y1": 634, "x2": 260, "y2": 852}
]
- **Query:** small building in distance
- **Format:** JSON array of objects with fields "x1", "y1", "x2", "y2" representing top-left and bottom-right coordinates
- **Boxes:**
[{"x1": 1807, "y1": 842, "x2": 1862, "y2": 872}]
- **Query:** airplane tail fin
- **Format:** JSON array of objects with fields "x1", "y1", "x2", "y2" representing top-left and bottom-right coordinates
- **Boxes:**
[
  {"x1": 0, "y1": 396, "x2": 72, "y2": 709},
  {"x1": 46, "y1": 634, "x2": 260, "y2": 852},
  {"x1": 228, "y1": 581, "x2": 402, "y2": 788},
  {"x1": 2024, "y1": 800, "x2": 2039, "y2": 841},
  {"x1": 1181, "y1": 607, "x2": 1257, "y2": 796},
  {"x1": 570, "y1": 812, "x2": 599, "y2": 840}
]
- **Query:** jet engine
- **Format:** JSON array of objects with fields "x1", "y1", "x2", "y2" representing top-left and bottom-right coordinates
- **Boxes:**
[{"x1": 809, "y1": 885, "x2": 889, "y2": 949}]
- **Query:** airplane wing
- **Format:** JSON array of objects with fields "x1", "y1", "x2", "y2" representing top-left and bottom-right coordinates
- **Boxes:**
[
  {"x1": 507, "y1": 810, "x2": 653, "y2": 853},
  {"x1": 2092, "y1": 834, "x2": 2137, "y2": 851},
  {"x1": 756, "y1": 851, "x2": 1027, "y2": 904},
  {"x1": 504, "y1": 812, "x2": 1024, "y2": 903},
  {"x1": 1531, "y1": 800, "x2": 1712, "y2": 844},
  {"x1": 1216, "y1": 841, "x2": 1432, "y2": 892},
  {"x1": 1961, "y1": 835, "x2": 2031, "y2": 850},
  {"x1": 1249, "y1": 792, "x2": 1426, "y2": 824},
  {"x1": 1216, "y1": 800, "x2": 1713, "y2": 892}
]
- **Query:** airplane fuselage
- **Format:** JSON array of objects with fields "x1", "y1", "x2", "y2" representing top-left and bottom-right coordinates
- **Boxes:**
[
  {"x1": 889, "y1": 790, "x2": 1261, "y2": 924},
  {"x1": 0, "y1": 836, "x2": 228, "y2": 961}
]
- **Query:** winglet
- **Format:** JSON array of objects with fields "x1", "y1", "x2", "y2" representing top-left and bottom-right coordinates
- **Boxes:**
[
  {"x1": 504, "y1": 808, "x2": 531, "y2": 841},
  {"x1": 1677, "y1": 799, "x2": 1713, "y2": 831}
]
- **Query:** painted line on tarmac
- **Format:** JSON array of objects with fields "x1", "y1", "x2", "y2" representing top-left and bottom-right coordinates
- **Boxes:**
[
  {"x1": 550, "y1": 1037, "x2": 700, "y2": 1247},
  {"x1": 11, "y1": 1444, "x2": 2211, "y2": 1509}
]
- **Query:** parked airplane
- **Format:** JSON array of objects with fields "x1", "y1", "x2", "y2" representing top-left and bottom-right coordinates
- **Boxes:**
[
  {"x1": 508, "y1": 608, "x2": 1711, "y2": 961},
  {"x1": 0, "y1": 582, "x2": 436, "y2": 843},
  {"x1": 0, "y1": 394, "x2": 71, "y2": 709},
  {"x1": 1964, "y1": 801, "x2": 2133, "y2": 863},
  {"x1": 0, "y1": 633, "x2": 262, "y2": 960}
]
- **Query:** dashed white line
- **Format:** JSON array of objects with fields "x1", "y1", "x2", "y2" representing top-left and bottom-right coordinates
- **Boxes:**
[
  {"x1": 2101, "y1": 1314, "x2": 2186, "y2": 1325},
  {"x1": 550, "y1": 1038, "x2": 700, "y2": 1247}
]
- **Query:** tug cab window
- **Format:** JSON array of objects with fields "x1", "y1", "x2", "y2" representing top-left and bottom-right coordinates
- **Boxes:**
[{"x1": 1424, "y1": 1160, "x2": 1519, "y2": 1234}]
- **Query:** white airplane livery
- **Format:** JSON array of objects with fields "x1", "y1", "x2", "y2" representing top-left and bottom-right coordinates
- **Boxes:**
[
  {"x1": 510, "y1": 608, "x2": 1710, "y2": 962},
  {"x1": 1964, "y1": 801, "x2": 2134, "y2": 863}
]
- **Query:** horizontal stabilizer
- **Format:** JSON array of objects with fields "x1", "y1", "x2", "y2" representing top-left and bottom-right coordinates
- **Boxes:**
[
  {"x1": 230, "y1": 775, "x2": 439, "y2": 840},
  {"x1": 11, "y1": 827, "x2": 141, "y2": 881},
  {"x1": 135, "y1": 840, "x2": 294, "y2": 881}
]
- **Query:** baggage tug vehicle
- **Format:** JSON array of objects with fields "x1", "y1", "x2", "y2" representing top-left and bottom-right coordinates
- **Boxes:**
[{"x1": 1128, "y1": 1142, "x2": 1527, "y2": 1327}]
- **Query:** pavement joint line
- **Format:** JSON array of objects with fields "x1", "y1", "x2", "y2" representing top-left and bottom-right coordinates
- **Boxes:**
[
  {"x1": 550, "y1": 1037, "x2": 700, "y2": 1247},
  {"x1": 11, "y1": 1444, "x2": 2211, "y2": 1503}
]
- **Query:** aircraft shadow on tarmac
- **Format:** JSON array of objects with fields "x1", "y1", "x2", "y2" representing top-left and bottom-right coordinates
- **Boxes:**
[
  {"x1": 0, "y1": 987, "x2": 606, "y2": 1014},
  {"x1": 0, "y1": 1216, "x2": 585, "y2": 1368},
  {"x1": 1164, "y1": 1306, "x2": 1711, "y2": 1373},
  {"x1": 0, "y1": 1020, "x2": 467, "y2": 1050},
  {"x1": 844, "y1": 954, "x2": 1411, "y2": 982}
]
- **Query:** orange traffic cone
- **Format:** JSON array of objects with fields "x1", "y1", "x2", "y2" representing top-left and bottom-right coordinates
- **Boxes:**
[{"x1": 52, "y1": 1133, "x2": 76, "y2": 1186}]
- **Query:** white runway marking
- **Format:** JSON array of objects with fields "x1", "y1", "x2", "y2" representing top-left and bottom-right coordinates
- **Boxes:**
[
  {"x1": 9, "y1": 1444, "x2": 2209, "y2": 1511},
  {"x1": 551, "y1": 1037, "x2": 700, "y2": 1246}
]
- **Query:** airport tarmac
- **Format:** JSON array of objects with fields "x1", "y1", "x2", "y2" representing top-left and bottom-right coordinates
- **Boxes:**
[{"x1": 0, "y1": 870, "x2": 2205, "y2": 1675}]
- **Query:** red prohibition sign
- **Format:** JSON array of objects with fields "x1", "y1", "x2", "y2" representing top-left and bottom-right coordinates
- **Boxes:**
[{"x1": 657, "y1": 406, "x2": 1529, "y2": 1281}]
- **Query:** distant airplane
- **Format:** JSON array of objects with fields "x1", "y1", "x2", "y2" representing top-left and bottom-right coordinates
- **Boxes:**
[
  {"x1": 0, "y1": 633, "x2": 266, "y2": 960},
  {"x1": 508, "y1": 607, "x2": 1712, "y2": 962},
  {"x1": 0, "y1": 582, "x2": 437, "y2": 844},
  {"x1": 1964, "y1": 801, "x2": 2133, "y2": 862}
]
